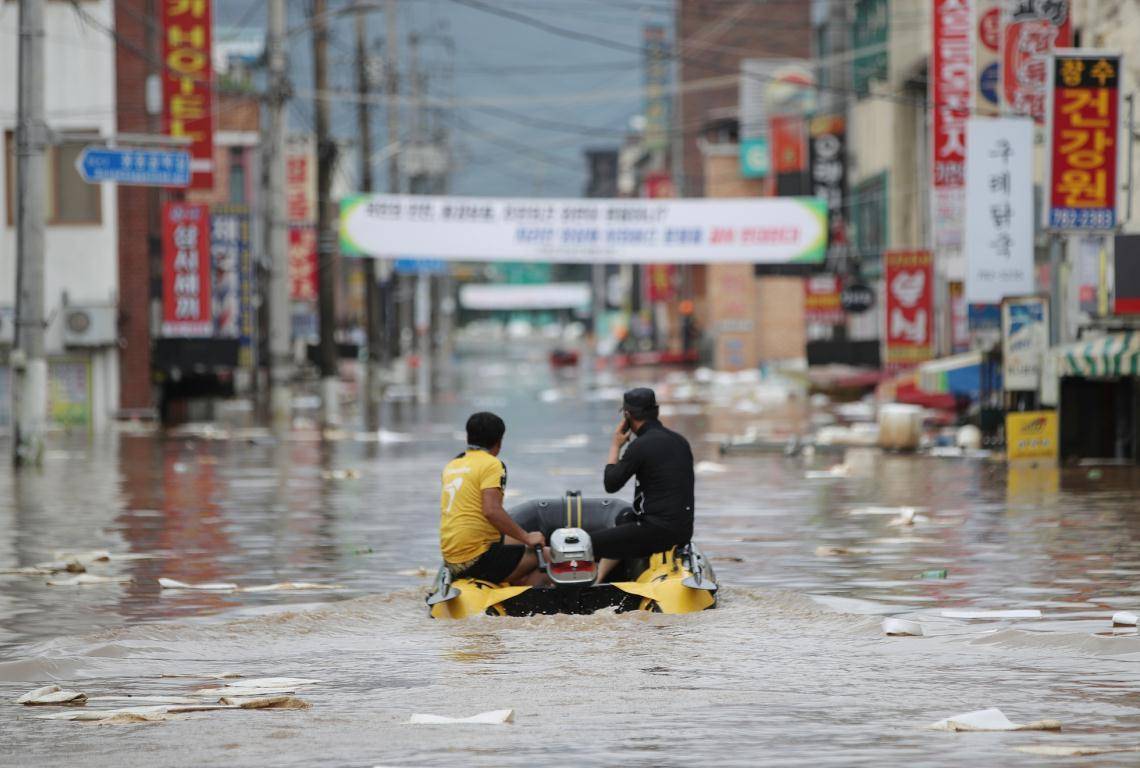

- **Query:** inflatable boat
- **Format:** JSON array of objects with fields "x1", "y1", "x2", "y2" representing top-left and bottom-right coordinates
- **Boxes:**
[{"x1": 426, "y1": 491, "x2": 717, "y2": 618}]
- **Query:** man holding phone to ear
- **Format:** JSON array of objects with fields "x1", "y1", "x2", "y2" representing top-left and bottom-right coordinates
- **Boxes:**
[{"x1": 594, "y1": 388, "x2": 695, "y2": 581}]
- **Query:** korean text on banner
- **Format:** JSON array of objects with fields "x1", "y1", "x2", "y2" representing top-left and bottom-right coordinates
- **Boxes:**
[
  {"x1": 1001, "y1": 295, "x2": 1049, "y2": 391},
  {"x1": 804, "y1": 275, "x2": 845, "y2": 326},
  {"x1": 885, "y1": 250, "x2": 934, "y2": 366},
  {"x1": 162, "y1": 202, "x2": 212, "y2": 337},
  {"x1": 161, "y1": 0, "x2": 214, "y2": 190},
  {"x1": 1001, "y1": 0, "x2": 1071, "y2": 124},
  {"x1": 211, "y1": 206, "x2": 253, "y2": 366},
  {"x1": 339, "y1": 195, "x2": 828, "y2": 265},
  {"x1": 809, "y1": 115, "x2": 847, "y2": 264},
  {"x1": 932, "y1": 0, "x2": 972, "y2": 268},
  {"x1": 1046, "y1": 50, "x2": 1121, "y2": 231},
  {"x1": 965, "y1": 117, "x2": 1035, "y2": 304},
  {"x1": 1005, "y1": 410, "x2": 1059, "y2": 461}
]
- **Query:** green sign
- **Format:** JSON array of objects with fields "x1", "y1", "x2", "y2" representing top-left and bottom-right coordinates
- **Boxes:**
[
  {"x1": 739, "y1": 137, "x2": 770, "y2": 179},
  {"x1": 853, "y1": 0, "x2": 889, "y2": 96}
]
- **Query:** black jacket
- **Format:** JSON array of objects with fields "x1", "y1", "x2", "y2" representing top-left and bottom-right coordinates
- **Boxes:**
[{"x1": 603, "y1": 419, "x2": 694, "y2": 541}]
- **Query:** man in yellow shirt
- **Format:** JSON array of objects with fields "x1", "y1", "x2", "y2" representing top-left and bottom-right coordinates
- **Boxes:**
[{"x1": 440, "y1": 412, "x2": 546, "y2": 585}]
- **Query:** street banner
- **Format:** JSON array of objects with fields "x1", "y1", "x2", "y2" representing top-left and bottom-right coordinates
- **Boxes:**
[
  {"x1": 809, "y1": 114, "x2": 847, "y2": 265},
  {"x1": 804, "y1": 275, "x2": 845, "y2": 326},
  {"x1": 1005, "y1": 410, "x2": 1059, "y2": 461},
  {"x1": 160, "y1": 0, "x2": 214, "y2": 190},
  {"x1": 772, "y1": 115, "x2": 809, "y2": 195},
  {"x1": 974, "y1": 0, "x2": 1002, "y2": 115},
  {"x1": 211, "y1": 206, "x2": 253, "y2": 366},
  {"x1": 1001, "y1": 295, "x2": 1049, "y2": 390},
  {"x1": 162, "y1": 202, "x2": 212, "y2": 337},
  {"x1": 340, "y1": 194, "x2": 829, "y2": 265},
  {"x1": 1114, "y1": 234, "x2": 1140, "y2": 315},
  {"x1": 1001, "y1": 0, "x2": 1071, "y2": 124},
  {"x1": 643, "y1": 25, "x2": 671, "y2": 152},
  {"x1": 965, "y1": 117, "x2": 1035, "y2": 303},
  {"x1": 1045, "y1": 50, "x2": 1121, "y2": 231},
  {"x1": 646, "y1": 265, "x2": 677, "y2": 302},
  {"x1": 289, "y1": 227, "x2": 318, "y2": 302},
  {"x1": 885, "y1": 250, "x2": 934, "y2": 366},
  {"x1": 932, "y1": 0, "x2": 973, "y2": 272}
]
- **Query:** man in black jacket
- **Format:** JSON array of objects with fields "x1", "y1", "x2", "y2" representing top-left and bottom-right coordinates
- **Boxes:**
[{"x1": 595, "y1": 387, "x2": 695, "y2": 581}]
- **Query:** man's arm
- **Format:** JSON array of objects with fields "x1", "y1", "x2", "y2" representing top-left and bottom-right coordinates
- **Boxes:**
[
  {"x1": 482, "y1": 488, "x2": 543, "y2": 545},
  {"x1": 604, "y1": 420, "x2": 639, "y2": 493}
]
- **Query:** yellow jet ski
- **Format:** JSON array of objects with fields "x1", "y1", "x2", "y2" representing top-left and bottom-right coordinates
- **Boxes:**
[{"x1": 426, "y1": 491, "x2": 717, "y2": 618}]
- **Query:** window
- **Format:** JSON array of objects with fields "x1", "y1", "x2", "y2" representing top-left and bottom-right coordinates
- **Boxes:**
[
  {"x1": 228, "y1": 147, "x2": 246, "y2": 204},
  {"x1": 5, "y1": 130, "x2": 102, "y2": 226}
]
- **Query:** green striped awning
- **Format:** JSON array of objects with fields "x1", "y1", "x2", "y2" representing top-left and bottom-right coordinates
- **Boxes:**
[{"x1": 1054, "y1": 332, "x2": 1140, "y2": 377}]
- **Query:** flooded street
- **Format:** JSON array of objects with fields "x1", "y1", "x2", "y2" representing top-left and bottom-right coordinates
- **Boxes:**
[{"x1": 3, "y1": 356, "x2": 1140, "y2": 766}]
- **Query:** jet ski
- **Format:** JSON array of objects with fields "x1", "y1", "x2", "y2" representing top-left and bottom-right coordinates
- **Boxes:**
[{"x1": 426, "y1": 491, "x2": 717, "y2": 618}]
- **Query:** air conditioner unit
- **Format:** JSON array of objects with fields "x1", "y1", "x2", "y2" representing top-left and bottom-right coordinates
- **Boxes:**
[
  {"x1": 62, "y1": 306, "x2": 117, "y2": 347},
  {"x1": 0, "y1": 307, "x2": 13, "y2": 346}
]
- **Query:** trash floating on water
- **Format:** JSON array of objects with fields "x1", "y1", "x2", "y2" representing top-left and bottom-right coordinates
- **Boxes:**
[
  {"x1": 52, "y1": 550, "x2": 160, "y2": 564},
  {"x1": 218, "y1": 695, "x2": 310, "y2": 709},
  {"x1": 848, "y1": 506, "x2": 926, "y2": 517},
  {"x1": 882, "y1": 618, "x2": 924, "y2": 636},
  {"x1": 193, "y1": 677, "x2": 322, "y2": 697},
  {"x1": 46, "y1": 575, "x2": 132, "y2": 587},
  {"x1": 159, "y1": 578, "x2": 239, "y2": 592},
  {"x1": 321, "y1": 468, "x2": 361, "y2": 480},
  {"x1": 917, "y1": 569, "x2": 948, "y2": 580},
  {"x1": 397, "y1": 567, "x2": 430, "y2": 577},
  {"x1": 939, "y1": 609, "x2": 1041, "y2": 620},
  {"x1": 16, "y1": 685, "x2": 88, "y2": 706},
  {"x1": 814, "y1": 546, "x2": 869, "y2": 557},
  {"x1": 694, "y1": 461, "x2": 728, "y2": 475},
  {"x1": 887, "y1": 508, "x2": 930, "y2": 527},
  {"x1": 88, "y1": 696, "x2": 203, "y2": 706},
  {"x1": 159, "y1": 672, "x2": 242, "y2": 680},
  {"x1": 3, "y1": 563, "x2": 83, "y2": 576},
  {"x1": 408, "y1": 709, "x2": 514, "y2": 725},
  {"x1": 1013, "y1": 744, "x2": 1140, "y2": 757},
  {"x1": 928, "y1": 707, "x2": 1061, "y2": 732},
  {"x1": 804, "y1": 464, "x2": 850, "y2": 480},
  {"x1": 1112, "y1": 611, "x2": 1138, "y2": 626}
]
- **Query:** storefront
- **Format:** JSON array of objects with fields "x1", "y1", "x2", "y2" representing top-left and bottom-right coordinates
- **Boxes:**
[{"x1": 1050, "y1": 333, "x2": 1140, "y2": 464}]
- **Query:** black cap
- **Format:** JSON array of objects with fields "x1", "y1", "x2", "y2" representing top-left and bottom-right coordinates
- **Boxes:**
[{"x1": 622, "y1": 387, "x2": 657, "y2": 412}]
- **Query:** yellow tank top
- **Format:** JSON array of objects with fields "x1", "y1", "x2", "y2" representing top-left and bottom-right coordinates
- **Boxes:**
[{"x1": 439, "y1": 449, "x2": 506, "y2": 563}]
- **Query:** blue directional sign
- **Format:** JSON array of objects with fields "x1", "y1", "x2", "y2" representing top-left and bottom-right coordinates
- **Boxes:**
[
  {"x1": 75, "y1": 146, "x2": 191, "y2": 187},
  {"x1": 394, "y1": 258, "x2": 449, "y2": 275}
]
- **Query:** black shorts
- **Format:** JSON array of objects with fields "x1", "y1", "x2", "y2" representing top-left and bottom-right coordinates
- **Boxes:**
[
  {"x1": 590, "y1": 517, "x2": 684, "y2": 560},
  {"x1": 449, "y1": 537, "x2": 526, "y2": 583}
]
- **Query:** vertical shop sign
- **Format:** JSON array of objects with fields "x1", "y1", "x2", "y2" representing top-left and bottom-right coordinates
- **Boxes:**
[
  {"x1": 975, "y1": 0, "x2": 1002, "y2": 114},
  {"x1": 643, "y1": 25, "x2": 671, "y2": 153},
  {"x1": 804, "y1": 275, "x2": 845, "y2": 325},
  {"x1": 949, "y1": 281, "x2": 970, "y2": 352},
  {"x1": 1113, "y1": 234, "x2": 1140, "y2": 315},
  {"x1": 286, "y1": 140, "x2": 319, "y2": 302},
  {"x1": 809, "y1": 114, "x2": 847, "y2": 266},
  {"x1": 932, "y1": 0, "x2": 973, "y2": 267},
  {"x1": 161, "y1": 0, "x2": 214, "y2": 189},
  {"x1": 772, "y1": 114, "x2": 808, "y2": 195},
  {"x1": 852, "y1": 0, "x2": 889, "y2": 95},
  {"x1": 885, "y1": 250, "x2": 934, "y2": 366},
  {"x1": 965, "y1": 117, "x2": 1034, "y2": 303},
  {"x1": 1001, "y1": 295, "x2": 1049, "y2": 390},
  {"x1": 1001, "y1": 0, "x2": 1071, "y2": 124},
  {"x1": 162, "y1": 202, "x2": 212, "y2": 337},
  {"x1": 1045, "y1": 51, "x2": 1121, "y2": 231},
  {"x1": 211, "y1": 206, "x2": 253, "y2": 365}
]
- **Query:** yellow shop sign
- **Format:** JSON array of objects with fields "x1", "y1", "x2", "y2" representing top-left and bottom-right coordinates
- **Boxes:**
[{"x1": 1006, "y1": 411, "x2": 1059, "y2": 461}]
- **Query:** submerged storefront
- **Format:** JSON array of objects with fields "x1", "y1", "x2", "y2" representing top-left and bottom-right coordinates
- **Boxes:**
[{"x1": 1049, "y1": 333, "x2": 1140, "y2": 464}]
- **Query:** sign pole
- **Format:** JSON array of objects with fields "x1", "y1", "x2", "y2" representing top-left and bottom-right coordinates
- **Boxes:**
[
  {"x1": 12, "y1": 0, "x2": 47, "y2": 467},
  {"x1": 266, "y1": 0, "x2": 293, "y2": 427}
]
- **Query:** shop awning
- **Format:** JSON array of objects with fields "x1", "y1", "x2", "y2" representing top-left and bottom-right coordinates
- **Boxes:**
[
  {"x1": 918, "y1": 351, "x2": 984, "y2": 396},
  {"x1": 1054, "y1": 332, "x2": 1140, "y2": 377}
]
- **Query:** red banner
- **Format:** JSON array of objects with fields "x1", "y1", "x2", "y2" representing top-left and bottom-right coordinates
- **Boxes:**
[
  {"x1": 885, "y1": 250, "x2": 934, "y2": 366},
  {"x1": 771, "y1": 115, "x2": 807, "y2": 174},
  {"x1": 1001, "y1": 1, "x2": 1070, "y2": 124},
  {"x1": 161, "y1": 0, "x2": 214, "y2": 190},
  {"x1": 1046, "y1": 52, "x2": 1120, "y2": 231},
  {"x1": 162, "y1": 202, "x2": 212, "y2": 337},
  {"x1": 804, "y1": 275, "x2": 844, "y2": 325},
  {"x1": 932, "y1": 0, "x2": 972, "y2": 191},
  {"x1": 646, "y1": 264, "x2": 677, "y2": 303},
  {"x1": 289, "y1": 227, "x2": 318, "y2": 302}
]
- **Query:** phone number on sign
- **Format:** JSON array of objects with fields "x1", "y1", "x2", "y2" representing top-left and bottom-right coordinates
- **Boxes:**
[{"x1": 1049, "y1": 207, "x2": 1116, "y2": 230}]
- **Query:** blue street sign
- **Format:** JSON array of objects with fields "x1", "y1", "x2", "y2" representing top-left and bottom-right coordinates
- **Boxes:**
[
  {"x1": 75, "y1": 146, "x2": 191, "y2": 187},
  {"x1": 394, "y1": 258, "x2": 449, "y2": 275}
]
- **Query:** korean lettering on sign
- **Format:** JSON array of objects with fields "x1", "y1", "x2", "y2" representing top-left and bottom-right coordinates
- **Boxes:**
[
  {"x1": 1001, "y1": 0, "x2": 1071, "y2": 124},
  {"x1": 162, "y1": 203, "x2": 212, "y2": 337},
  {"x1": 161, "y1": 0, "x2": 214, "y2": 190},
  {"x1": 932, "y1": 0, "x2": 973, "y2": 262},
  {"x1": 210, "y1": 207, "x2": 253, "y2": 366},
  {"x1": 809, "y1": 115, "x2": 846, "y2": 264},
  {"x1": 885, "y1": 250, "x2": 935, "y2": 366},
  {"x1": 804, "y1": 275, "x2": 845, "y2": 326},
  {"x1": 1046, "y1": 52, "x2": 1120, "y2": 231}
]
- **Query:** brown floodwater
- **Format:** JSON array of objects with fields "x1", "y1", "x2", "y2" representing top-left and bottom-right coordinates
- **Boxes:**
[{"x1": 2, "y1": 357, "x2": 1140, "y2": 766}]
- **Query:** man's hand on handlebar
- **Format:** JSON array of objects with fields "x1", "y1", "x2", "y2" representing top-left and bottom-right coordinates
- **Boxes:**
[{"x1": 523, "y1": 531, "x2": 546, "y2": 548}]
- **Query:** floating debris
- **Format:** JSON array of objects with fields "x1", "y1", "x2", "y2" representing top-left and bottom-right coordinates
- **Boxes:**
[
  {"x1": 46, "y1": 575, "x2": 132, "y2": 587},
  {"x1": 882, "y1": 618, "x2": 924, "y2": 637},
  {"x1": 397, "y1": 567, "x2": 431, "y2": 577},
  {"x1": 1112, "y1": 611, "x2": 1138, "y2": 627},
  {"x1": 929, "y1": 707, "x2": 1061, "y2": 732},
  {"x1": 321, "y1": 469, "x2": 361, "y2": 480},
  {"x1": 17, "y1": 685, "x2": 88, "y2": 706},
  {"x1": 219, "y1": 695, "x2": 310, "y2": 709},
  {"x1": 916, "y1": 569, "x2": 948, "y2": 580},
  {"x1": 408, "y1": 709, "x2": 514, "y2": 725},
  {"x1": 694, "y1": 461, "x2": 728, "y2": 475},
  {"x1": 241, "y1": 582, "x2": 341, "y2": 593},
  {"x1": 814, "y1": 546, "x2": 869, "y2": 557},
  {"x1": 158, "y1": 578, "x2": 239, "y2": 592}
]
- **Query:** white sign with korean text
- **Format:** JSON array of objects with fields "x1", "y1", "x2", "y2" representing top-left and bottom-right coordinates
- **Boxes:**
[{"x1": 965, "y1": 117, "x2": 1035, "y2": 303}]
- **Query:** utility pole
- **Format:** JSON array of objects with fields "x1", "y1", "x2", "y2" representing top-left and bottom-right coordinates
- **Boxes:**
[
  {"x1": 265, "y1": 0, "x2": 292, "y2": 427},
  {"x1": 312, "y1": 0, "x2": 340, "y2": 426},
  {"x1": 12, "y1": 0, "x2": 47, "y2": 466},
  {"x1": 409, "y1": 32, "x2": 431, "y2": 405},
  {"x1": 383, "y1": 0, "x2": 400, "y2": 364},
  {"x1": 356, "y1": 2, "x2": 383, "y2": 429}
]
